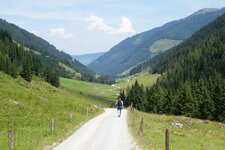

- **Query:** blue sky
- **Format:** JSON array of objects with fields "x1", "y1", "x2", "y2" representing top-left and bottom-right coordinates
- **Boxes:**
[{"x1": 0, "y1": 0, "x2": 225, "y2": 55}]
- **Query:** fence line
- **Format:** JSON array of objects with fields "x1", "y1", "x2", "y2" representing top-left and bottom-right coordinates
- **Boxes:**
[
  {"x1": 8, "y1": 130, "x2": 14, "y2": 150},
  {"x1": 70, "y1": 112, "x2": 73, "y2": 123},
  {"x1": 87, "y1": 107, "x2": 89, "y2": 116},
  {"x1": 137, "y1": 118, "x2": 144, "y2": 135},
  {"x1": 165, "y1": 129, "x2": 170, "y2": 150},
  {"x1": 0, "y1": 107, "x2": 99, "y2": 149},
  {"x1": 129, "y1": 107, "x2": 172, "y2": 150},
  {"x1": 51, "y1": 119, "x2": 54, "y2": 134}
]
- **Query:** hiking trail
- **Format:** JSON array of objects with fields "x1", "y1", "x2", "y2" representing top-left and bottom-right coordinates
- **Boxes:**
[{"x1": 53, "y1": 108, "x2": 139, "y2": 150}]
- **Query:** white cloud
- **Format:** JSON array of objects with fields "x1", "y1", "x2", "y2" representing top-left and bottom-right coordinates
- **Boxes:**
[
  {"x1": 87, "y1": 15, "x2": 136, "y2": 34},
  {"x1": 50, "y1": 28, "x2": 74, "y2": 39}
]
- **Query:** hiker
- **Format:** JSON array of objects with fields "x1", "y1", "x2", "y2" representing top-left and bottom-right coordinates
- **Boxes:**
[{"x1": 115, "y1": 96, "x2": 123, "y2": 117}]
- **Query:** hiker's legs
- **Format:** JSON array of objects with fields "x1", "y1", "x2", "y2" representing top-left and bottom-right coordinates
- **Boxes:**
[
  {"x1": 117, "y1": 107, "x2": 120, "y2": 116},
  {"x1": 118, "y1": 107, "x2": 122, "y2": 117}
]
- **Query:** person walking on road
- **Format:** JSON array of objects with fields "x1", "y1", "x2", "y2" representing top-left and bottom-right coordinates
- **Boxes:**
[{"x1": 115, "y1": 96, "x2": 123, "y2": 117}]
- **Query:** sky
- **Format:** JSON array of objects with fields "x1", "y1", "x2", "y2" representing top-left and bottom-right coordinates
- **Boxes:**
[{"x1": 0, "y1": 0, "x2": 225, "y2": 55}]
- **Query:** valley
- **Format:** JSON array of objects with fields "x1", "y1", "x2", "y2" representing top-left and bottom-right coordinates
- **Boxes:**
[{"x1": 0, "y1": 2, "x2": 225, "y2": 150}]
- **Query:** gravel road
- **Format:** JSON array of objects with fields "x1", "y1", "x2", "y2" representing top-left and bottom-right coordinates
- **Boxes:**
[{"x1": 53, "y1": 108, "x2": 139, "y2": 150}]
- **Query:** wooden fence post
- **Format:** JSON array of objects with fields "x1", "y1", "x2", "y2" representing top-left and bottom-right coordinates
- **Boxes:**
[
  {"x1": 132, "y1": 107, "x2": 136, "y2": 126},
  {"x1": 138, "y1": 118, "x2": 144, "y2": 135},
  {"x1": 51, "y1": 119, "x2": 54, "y2": 134},
  {"x1": 87, "y1": 107, "x2": 89, "y2": 116},
  {"x1": 8, "y1": 130, "x2": 14, "y2": 150},
  {"x1": 165, "y1": 129, "x2": 170, "y2": 150},
  {"x1": 70, "y1": 112, "x2": 73, "y2": 123}
]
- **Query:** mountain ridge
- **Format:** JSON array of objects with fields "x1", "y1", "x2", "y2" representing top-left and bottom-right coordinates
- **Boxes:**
[{"x1": 88, "y1": 7, "x2": 225, "y2": 76}]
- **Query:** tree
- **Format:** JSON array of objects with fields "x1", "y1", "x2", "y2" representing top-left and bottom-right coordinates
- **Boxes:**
[
  {"x1": 119, "y1": 90, "x2": 127, "y2": 106},
  {"x1": 195, "y1": 80, "x2": 215, "y2": 119},
  {"x1": 126, "y1": 80, "x2": 146, "y2": 110},
  {"x1": 43, "y1": 68, "x2": 60, "y2": 87},
  {"x1": 10, "y1": 61, "x2": 18, "y2": 78},
  {"x1": 212, "y1": 74, "x2": 225, "y2": 121},
  {"x1": 20, "y1": 54, "x2": 32, "y2": 82},
  {"x1": 163, "y1": 90, "x2": 173, "y2": 114}
]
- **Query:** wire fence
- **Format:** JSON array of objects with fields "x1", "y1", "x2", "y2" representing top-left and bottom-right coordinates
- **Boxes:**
[
  {"x1": 129, "y1": 105, "x2": 177, "y2": 150},
  {"x1": 0, "y1": 106, "x2": 97, "y2": 150}
]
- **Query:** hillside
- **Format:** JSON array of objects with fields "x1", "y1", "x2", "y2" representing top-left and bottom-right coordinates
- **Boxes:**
[
  {"x1": 123, "y1": 12, "x2": 225, "y2": 122},
  {"x1": 88, "y1": 7, "x2": 225, "y2": 76},
  {"x1": 0, "y1": 18, "x2": 93, "y2": 80},
  {"x1": 116, "y1": 71, "x2": 160, "y2": 90},
  {"x1": 60, "y1": 77, "x2": 118, "y2": 100},
  {"x1": 0, "y1": 71, "x2": 113, "y2": 150},
  {"x1": 72, "y1": 52, "x2": 105, "y2": 65}
]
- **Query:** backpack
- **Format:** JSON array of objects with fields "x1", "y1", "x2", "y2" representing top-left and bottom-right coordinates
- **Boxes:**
[{"x1": 117, "y1": 100, "x2": 122, "y2": 106}]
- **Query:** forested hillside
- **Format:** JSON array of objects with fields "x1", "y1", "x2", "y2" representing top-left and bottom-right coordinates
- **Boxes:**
[
  {"x1": 0, "y1": 19, "x2": 115, "y2": 84},
  {"x1": 88, "y1": 8, "x2": 225, "y2": 76},
  {"x1": 0, "y1": 30, "x2": 60, "y2": 87},
  {"x1": 0, "y1": 19, "x2": 95, "y2": 81},
  {"x1": 122, "y1": 12, "x2": 225, "y2": 122}
]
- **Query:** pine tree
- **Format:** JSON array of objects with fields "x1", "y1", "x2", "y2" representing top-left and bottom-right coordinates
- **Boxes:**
[
  {"x1": 126, "y1": 80, "x2": 146, "y2": 110},
  {"x1": 196, "y1": 80, "x2": 215, "y2": 119},
  {"x1": 10, "y1": 62, "x2": 18, "y2": 78},
  {"x1": 151, "y1": 84, "x2": 165, "y2": 113},
  {"x1": 119, "y1": 90, "x2": 127, "y2": 106},
  {"x1": 43, "y1": 68, "x2": 60, "y2": 87},
  {"x1": 51, "y1": 71, "x2": 60, "y2": 87},
  {"x1": 213, "y1": 74, "x2": 225, "y2": 121},
  {"x1": 20, "y1": 54, "x2": 32, "y2": 82},
  {"x1": 163, "y1": 90, "x2": 172, "y2": 114}
]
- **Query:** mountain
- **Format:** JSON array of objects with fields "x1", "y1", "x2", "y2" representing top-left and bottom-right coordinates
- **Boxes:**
[
  {"x1": 88, "y1": 7, "x2": 225, "y2": 76},
  {"x1": 124, "y1": 12, "x2": 225, "y2": 122},
  {"x1": 72, "y1": 52, "x2": 105, "y2": 65},
  {"x1": 0, "y1": 18, "x2": 93, "y2": 80}
]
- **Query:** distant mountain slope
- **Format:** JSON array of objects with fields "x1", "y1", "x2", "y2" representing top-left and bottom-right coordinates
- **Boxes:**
[
  {"x1": 0, "y1": 18, "x2": 93, "y2": 79},
  {"x1": 72, "y1": 52, "x2": 105, "y2": 65},
  {"x1": 88, "y1": 7, "x2": 225, "y2": 76}
]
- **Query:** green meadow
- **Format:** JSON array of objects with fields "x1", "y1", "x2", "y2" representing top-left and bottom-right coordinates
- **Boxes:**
[
  {"x1": 60, "y1": 77, "x2": 118, "y2": 100},
  {"x1": 128, "y1": 108, "x2": 225, "y2": 150},
  {"x1": 116, "y1": 71, "x2": 160, "y2": 90},
  {"x1": 0, "y1": 72, "x2": 112, "y2": 150}
]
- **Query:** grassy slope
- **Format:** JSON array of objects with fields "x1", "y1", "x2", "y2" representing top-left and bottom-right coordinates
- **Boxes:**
[
  {"x1": 59, "y1": 62, "x2": 82, "y2": 80},
  {"x1": 0, "y1": 72, "x2": 110, "y2": 150},
  {"x1": 116, "y1": 71, "x2": 160, "y2": 90},
  {"x1": 128, "y1": 109, "x2": 225, "y2": 150},
  {"x1": 60, "y1": 77, "x2": 118, "y2": 101},
  {"x1": 149, "y1": 39, "x2": 182, "y2": 54}
]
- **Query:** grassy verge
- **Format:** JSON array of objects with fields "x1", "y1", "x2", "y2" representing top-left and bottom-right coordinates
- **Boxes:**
[
  {"x1": 127, "y1": 108, "x2": 225, "y2": 150},
  {"x1": 0, "y1": 72, "x2": 108, "y2": 150}
]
